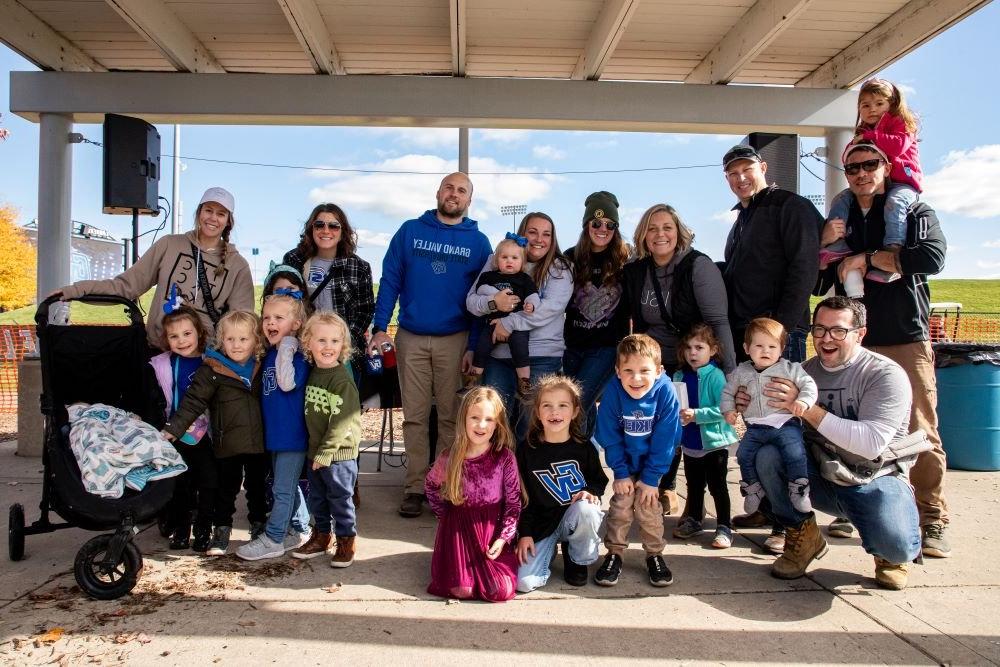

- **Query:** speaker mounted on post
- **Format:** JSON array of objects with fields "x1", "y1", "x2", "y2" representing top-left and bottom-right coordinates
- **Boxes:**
[
  {"x1": 102, "y1": 114, "x2": 161, "y2": 215},
  {"x1": 746, "y1": 132, "x2": 800, "y2": 194}
]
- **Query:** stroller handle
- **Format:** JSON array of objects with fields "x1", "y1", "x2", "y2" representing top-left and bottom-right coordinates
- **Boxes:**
[{"x1": 36, "y1": 294, "x2": 146, "y2": 329}]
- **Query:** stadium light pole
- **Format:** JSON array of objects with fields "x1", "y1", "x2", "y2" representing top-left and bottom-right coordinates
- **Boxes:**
[{"x1": 500, "y1": 204, "x2": 527, "y2": 228}]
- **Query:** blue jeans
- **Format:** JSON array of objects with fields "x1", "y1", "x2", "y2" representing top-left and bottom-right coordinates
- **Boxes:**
[
  {"x1": 265, "y1": 451, "x2": 310, "y2": 544},
  {"x1": 755, "y1": 445, "x2": 921, "y2": 563},
  {"x1": 563, "y1": 346, "x2": 617, "y2": 436},
  {"x1": 483, "y1": 355, "x2": 562, "y2": 441},
  {"x1": 516, "y1": 500, "x2": 604, "y2": 592},
  {"x1": 306, "y1": 459, "x2": 358, "y2": 536},
  {"x1": 737, "y1": 421, "x2": 808, "y2": 486},
  {"x1": 827, "y1": 184, "x2": 918, "y2": 247}
]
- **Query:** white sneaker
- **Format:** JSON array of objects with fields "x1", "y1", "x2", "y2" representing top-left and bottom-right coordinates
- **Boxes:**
[
  {"x1": 283, "y1": 528, "x2": 312, "y2": 551},
  {"x1": 236, "y1": 534, "x2": 285, "y2": 561},
  {"x1": 764, "y1": 532, "x2": 785, "y2": 555}
]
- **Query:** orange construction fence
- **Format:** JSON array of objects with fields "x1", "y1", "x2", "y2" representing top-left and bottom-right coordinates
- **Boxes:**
[{"x1": 0, "y1": 324, "x2": 39, "y2": 414}]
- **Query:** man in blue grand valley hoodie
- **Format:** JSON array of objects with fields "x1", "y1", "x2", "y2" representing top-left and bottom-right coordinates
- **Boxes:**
[{"x1": 369, "y1": 172, "x2": 492, "y2": 518}]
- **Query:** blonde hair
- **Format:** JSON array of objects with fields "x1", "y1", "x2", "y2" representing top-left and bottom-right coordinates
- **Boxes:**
[
  {"x1": 441, "y1": 387, "x2": 515, "y2": 505},
  {"x1": 300, "y1": 311, "x2": 352, "y2": 364},
  {"x1": 495, "y1": 237, "x2": 527, "y2": 265},
  {"x1": 525, "y1": 375, "x2": 587, "y2": 449},
  {"x1": 856, "y1": 78, "x2": 919, "y2": 135},
  {"x1": 633, "y1": 204, "x2": 695, "y2": 260},
  {"x1": 617, "y1": 333, "x2": 662, "y2": 368},
  {"x1": 213, "y1": 310, "x2": 265, "y2": 360},
  {"x1": 262, "y1": 293, "x2": 307, "y2": 333}
]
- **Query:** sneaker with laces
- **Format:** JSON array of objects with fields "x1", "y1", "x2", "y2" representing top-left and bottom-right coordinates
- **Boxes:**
[
  {"x1": 594, "y1": 553, "x2": 622, "y2": 587},
  {"x1": 874, "y1": 557, "x2": 909, "y2": 590},
  {"x1": 921, "y1": 523, "x2": 952, "y2": 558},
  {"x1": 646, "y1": 554, "x2": 674, "y2": 587},
  {"x1": 672, "y1": 516, "x2": 703, "y2": 539},
  {"x1": 828, "y1": 517, "x2": 854, "y2": 538},
  {"x1": 764, "y1": 528, "x2": 785, "y2": 555},
  {"x1": 205, "y1": 526, "x2": 232, "y2": 556},
  {"x1": 191, "y1": 526, "x2": 212, "y2": 553},
  {"x1": 283, "y1": 529, "x2": 312, "y2": 551},
  {"x1": 330, "y1": 535, "x2": 356, "y2": 568},
  {"x1": 712, "y1": 525, "x2": 733, "y2": 549},
  {"x1": 236, "y1": 534, "x2": 285, "y2": 561},
  {"x1": 291, "y1": 531, "x2": 333, "y2": 559}
]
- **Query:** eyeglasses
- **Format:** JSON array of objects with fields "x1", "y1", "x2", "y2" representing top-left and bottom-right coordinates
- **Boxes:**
[
  {"x1": 810, "y1": 325, "x2": 859, "y2": 340},
  {"x1": 843, "y1": 159, "x2": 884, "y2": 176},
  {"x1": 590, "y1": 220, "x2": 619, "y2": 231},
  {"x1": 313, "y1": 221, "x2": 342, "y2": 231}
]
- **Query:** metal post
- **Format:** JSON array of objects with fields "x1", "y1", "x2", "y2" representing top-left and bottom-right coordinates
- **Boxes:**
[
  {"x1": 171, "y1": 124, "x2": 181, "y2": 234},
  {"x1": 458, "y1": 127, "x2": 469, "y2": 173},
  {"x1": 824, "y1": 127, "x2": 854, "y2": 215},
  {"x1": 36, "y1": 113, "x2": 73, "y2": 299}
]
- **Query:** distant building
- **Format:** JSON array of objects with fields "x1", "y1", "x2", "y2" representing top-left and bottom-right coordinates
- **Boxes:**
[{"x1": 22, "y1": 220, "x2": 124, "y2": 283}]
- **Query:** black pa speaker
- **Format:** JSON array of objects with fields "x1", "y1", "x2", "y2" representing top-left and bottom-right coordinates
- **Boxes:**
[
  {"x1": 103, "y1": 114, "x2": 160, "y2": 215},
  {"x1": 747, "y1": 132, "x2": 800, "y2": 194}
]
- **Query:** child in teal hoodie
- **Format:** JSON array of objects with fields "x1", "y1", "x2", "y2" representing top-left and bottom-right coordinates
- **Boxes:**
[{"x1": 671, "y1": 324, "x2": 740, "y2": 548}]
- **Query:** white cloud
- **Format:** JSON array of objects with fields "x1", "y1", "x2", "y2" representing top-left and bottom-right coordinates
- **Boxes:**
[
  {"x1": 367, "y1": 127, "x2": 458, "y2": 149},
  {"x1": 923, "y1": 144, "x2": 1000, "y2": 219},
  {"x1": 657, "y1": 134, "x2": 692, "y2": 146},
  {"x1": 897, "y1": 83, "x2": 917, "y2": 96},
  {"x1": 983, "y1": 239, "x2": 1000, "y2": 248},
  {"x1": 356, "y1": 229, "x2": 392, "y2": 248},
  {"x1": 476, "y1": 129, "x2": 530, "y2": 144},
  {"x1": 976, "y1": 260, "x2": 1000, "y2": 269},
  {"x1": 584, "y1": 138, "x2": 619, "y2": 150},
  {"x1": 532, "y1": 145, "x2": 567, "y2": 160},
  {"x1": 711, "y1": 209, "x2": 738, "y2": 224},
  {"x1": 714, "y1": 134, "x2": 744, "y2": 143},
  {"x1": 307, "y1": 154, "x2": 559, "y2": 223}
]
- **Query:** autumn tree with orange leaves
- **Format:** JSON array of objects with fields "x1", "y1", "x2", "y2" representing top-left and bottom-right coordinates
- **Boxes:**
[{"x1": 0, "y1": 205, "x2": 37, "y2": 311}]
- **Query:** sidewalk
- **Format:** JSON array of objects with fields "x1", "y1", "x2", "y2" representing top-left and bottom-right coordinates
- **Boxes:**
[{"x1": 1, "y1": 438, "x2": 997, "y2": 665}]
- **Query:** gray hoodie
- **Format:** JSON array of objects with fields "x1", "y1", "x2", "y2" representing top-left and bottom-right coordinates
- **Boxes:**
[{"x1": 720, "y1": 358, "x2": 818, "y2": 422}]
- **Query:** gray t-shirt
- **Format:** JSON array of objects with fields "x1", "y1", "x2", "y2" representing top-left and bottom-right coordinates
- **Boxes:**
[{"x1": 306, "y1": 257, "x2": 334, "y2": 312}]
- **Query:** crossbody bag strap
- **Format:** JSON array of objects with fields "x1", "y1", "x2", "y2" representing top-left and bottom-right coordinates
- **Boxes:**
[
  {"x1": 191, "y1": 242, "x2": 224, "y2": 325},
  {"x1": 308, "y1": 263, "x2": 339, "y2": 304}
]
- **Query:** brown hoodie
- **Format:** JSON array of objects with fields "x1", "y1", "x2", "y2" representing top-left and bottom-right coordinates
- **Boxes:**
[{"x1": 61, "y1": 231, "x2": 254, "y2": 347}]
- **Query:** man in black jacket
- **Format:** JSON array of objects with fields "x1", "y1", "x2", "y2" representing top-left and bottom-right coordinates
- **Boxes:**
[
  {"x1": 816, "y1": 141, "x2": 950, "y2": 558},
  {"x1": 721, "y1": 145, "x2": 823, "y2": 363}
]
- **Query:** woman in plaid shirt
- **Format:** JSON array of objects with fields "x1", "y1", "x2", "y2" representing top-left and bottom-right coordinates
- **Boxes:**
[{"x1": 283, "y1": 203, "x2": 375, "y2": 379}]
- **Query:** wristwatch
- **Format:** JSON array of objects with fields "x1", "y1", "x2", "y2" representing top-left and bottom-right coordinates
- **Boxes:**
[{"x1": 487, "y1": 299, "x2": 498, "y2": 313}]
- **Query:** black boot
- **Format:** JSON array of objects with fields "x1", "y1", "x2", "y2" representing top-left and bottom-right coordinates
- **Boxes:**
[
  {"x1": 191, "y1": 525, "x2": 212, "y2": 553},
  {"x1": 562, "y1": 542, "x2": 588, "y2": 587},
  {"x1": 169, "y1": 524, "x2": 191, "y2": 550}
]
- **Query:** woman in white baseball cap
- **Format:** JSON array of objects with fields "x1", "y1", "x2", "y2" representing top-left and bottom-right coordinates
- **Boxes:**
[{"x1": 59, "y1": 186, "x2": 255, "y2": 349}]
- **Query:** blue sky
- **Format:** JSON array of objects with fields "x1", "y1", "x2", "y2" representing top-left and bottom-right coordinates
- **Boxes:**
[{"x1": 2, "y1": 3, "x2": 998, "y2": 283}]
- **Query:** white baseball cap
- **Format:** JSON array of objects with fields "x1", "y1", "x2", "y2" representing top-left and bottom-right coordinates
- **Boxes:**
[{"x1": 198, "y1": 186, "x2": 235, "y2": 214}]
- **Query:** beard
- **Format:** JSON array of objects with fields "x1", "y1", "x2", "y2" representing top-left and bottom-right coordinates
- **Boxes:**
[{"x1": 437, "y1": 199, "x2": 467, "y2": 218}]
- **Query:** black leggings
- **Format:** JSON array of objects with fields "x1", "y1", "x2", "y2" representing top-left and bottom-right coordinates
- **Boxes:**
[
  {"x1": 682, "y1": 449, "x2": 732, "y2": 528},
  {"x1": 215, "y1": 453, "x2": 269, "y2": 527},
  {"x1": 170, "y1": 437, "x2": 218, "y2": 532},
  {"x1": 658, "y1": 446, "x2": 682, "y2": 491}
]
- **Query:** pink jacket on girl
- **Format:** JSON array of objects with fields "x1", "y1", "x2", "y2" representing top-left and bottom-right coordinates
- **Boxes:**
[
  {"x1": 150, "y1": 351, "x2": 210, "y2": 445},
  {"x1": 843, "y1": 112, "x2": 922, "y2": 192}
]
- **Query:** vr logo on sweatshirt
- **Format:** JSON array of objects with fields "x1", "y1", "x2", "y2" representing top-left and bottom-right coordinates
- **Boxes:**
[
  {"x1": 534, "y1": 461, "x2": 585, "y2": 504},
  {"x1": 621, "y1": 410, "x2": 654, "y2": 437},
  {"x1": 261, "y1": 367, "x2": 277, "y2": 395}
]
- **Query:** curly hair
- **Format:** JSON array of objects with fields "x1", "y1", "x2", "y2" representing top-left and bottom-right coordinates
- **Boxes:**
[
  {"x1": 300, "y1": 311, "x2": 353, "y2": 365},
  {"x1": 213, "y1": 310, "x2": 265, "y2": 360},
  {"x1": 293, "y1": 203, "x2": 358, "y2": 259}
]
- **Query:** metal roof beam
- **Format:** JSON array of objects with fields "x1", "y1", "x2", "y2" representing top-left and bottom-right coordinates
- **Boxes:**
[
  {"x1": 450, "y1": 0, "x2": 467, "y2": 76},
  {"x1": 0, "y1": 0, "x2": 105, "y2": 71},
  {"x1": 105, "y1": 0, "x2": 225, "y2": 73},
  {"x1": 571, "y1": 0, "x2": 640, "y2": 80},
  {"x1": 686, "y1": 0, "x2": 813, "y2": 84},
  {"x1": 277, "y1": 0, "x2": 345, "y2": 75},
  {"x1": 797, "y1": 0, "x2": 990, "y2": 89},
  {"x1": 9, "y1": 71, "x2": 856, "y2": 137}
]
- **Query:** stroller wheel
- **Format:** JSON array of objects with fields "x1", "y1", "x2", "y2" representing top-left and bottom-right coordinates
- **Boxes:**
[
  {"x1": 74, "y1": 534, "x2": 144, "y2": 600},
  {"x1": 8, "y1": 504, "x2": 25, "y2": 561}
]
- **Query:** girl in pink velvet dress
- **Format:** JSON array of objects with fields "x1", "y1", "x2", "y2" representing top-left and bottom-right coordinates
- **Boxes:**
[{"x1": 426, "y1": 386, "x2": 522, "y2": 602}]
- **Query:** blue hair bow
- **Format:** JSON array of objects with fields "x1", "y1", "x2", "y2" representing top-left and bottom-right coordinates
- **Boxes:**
[
  {"x1": 505, "y1": 231, "x2": 528, "y2": 248},
  {"x1": 274, "y1": 287, "x2": 303, "y2": 300},
  {"x1": 163, "y1": 283, "x2": 184, "y2": 314}
]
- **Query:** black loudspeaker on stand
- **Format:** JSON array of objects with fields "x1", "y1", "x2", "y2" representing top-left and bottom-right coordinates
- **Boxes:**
[
  {"x1": 746, "y1": 132, "x2": 800, "y2": 194},
  {"x1": 102, "y1": 114, "x2": 161, "y2": 263}
]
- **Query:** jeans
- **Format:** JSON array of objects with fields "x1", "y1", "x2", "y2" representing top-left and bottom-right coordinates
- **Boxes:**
[
  {"x1": 562, "y1": 346, "x2": 618, "y2": 436},
  {"x1": 755, "y1": 444, "x2": 921, "y2": 563},
  {"x1": 828, "y1": 184, "x2": 918, "y2": 247},
  {"x1": 307, "y1": 459, "x2": 359, "y2": 536},
  {"x1": 737, "y1": 421, "x2": 808, "y2": 486},
  {"x1": 483, "y1": 355, "x2": 562, "y2": 441},
  {"x1": 264, "y1": 451, "x2": 310, "y2": 543},
  {"x1": 516, "y1": 501, "x2": 604, "y2": 592}
]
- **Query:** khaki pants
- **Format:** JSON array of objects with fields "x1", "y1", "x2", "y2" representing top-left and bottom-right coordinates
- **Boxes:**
[
  {"x1": 870, "y1": 340, "x2": 948, "y2": 525},
  {"x1": 394, "y1": 327, "x2": 466, "y2": 495},
  {"x1": 603, "y1": 483, "x2": 666, "y2": 556}
]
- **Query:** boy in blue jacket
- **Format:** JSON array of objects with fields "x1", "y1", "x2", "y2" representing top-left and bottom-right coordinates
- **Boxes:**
[{"x1": 593, "y1": 334, "x2": 682, "y2": 587}]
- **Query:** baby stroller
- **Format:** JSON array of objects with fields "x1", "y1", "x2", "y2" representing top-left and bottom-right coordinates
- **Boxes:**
[{"x1": 7, "y1": 295, "x2": 172, "y2": 600}]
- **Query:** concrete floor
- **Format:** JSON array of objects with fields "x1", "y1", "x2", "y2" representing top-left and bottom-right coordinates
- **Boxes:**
[{"x1": 1, "y1": 439, "x2": 998, "y2": 666}]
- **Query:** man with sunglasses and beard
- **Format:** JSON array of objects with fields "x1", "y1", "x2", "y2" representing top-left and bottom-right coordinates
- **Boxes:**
[
  {"x1": 369, "y1": 172, "x2": 493, "y2": 519},
  {"x1": 815, "y1": 141, "x2": 950, "y2": 559}
]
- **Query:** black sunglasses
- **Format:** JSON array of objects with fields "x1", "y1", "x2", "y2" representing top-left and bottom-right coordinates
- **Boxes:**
[
  {"x1": 313, "y1": 221, "x2": 342, "y2": 230},
  {"x1": 843, "y1": 159, "x2": 884, "y2": 176},
  {"x1": 590, "y1": 220, "x2": 619, "y2": 231}
]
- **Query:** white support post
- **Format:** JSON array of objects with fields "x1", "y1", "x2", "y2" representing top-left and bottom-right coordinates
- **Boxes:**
[
  {"x1": 458, "y1": 127, "x2": 469, "y2": 174},
  {"x1": 172, "y1": 124, "x2": 181, "y2": 234},
  {"x1": 36, "y1": 113, "x2": 74, "y2": 299},
  {"x1": 824, "y1": 127, "x2": 854, "y2": 215}
]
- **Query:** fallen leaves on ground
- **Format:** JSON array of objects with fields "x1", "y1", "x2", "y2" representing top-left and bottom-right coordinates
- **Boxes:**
[{"x1": 323, "y1": 582, "x2": 343, "y2": 593}]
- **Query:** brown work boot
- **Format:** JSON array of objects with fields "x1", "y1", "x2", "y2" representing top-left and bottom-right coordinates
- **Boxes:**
[
  {"x1": 659, "y1": 489, "x2": 679, "y2": 516},
  {"x1": 733, "y1": 511, "x2": 771, "y2": 529},
  {"x1": 290, "y1": 531, "x2": 332, "y2": 560},
  {"x1": 874, "y1": 557, "x2": 908, "y2": 590},
  {"x1": 330, "y1": 536, "x2": 356, "y2": 568},
  {"x1": 771, "y1": 516, "x2": 828, "y2": 579}
]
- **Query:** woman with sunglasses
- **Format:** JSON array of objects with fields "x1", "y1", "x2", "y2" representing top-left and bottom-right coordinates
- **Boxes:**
[
  {"x1": 562, "y1": 191, "x2": 631, "y2": 435},
  {"x1": 622, "y1": 203, "x2": 736, "y2": 516},
  {"x1": 282, "y1": 203, "x2": 375, "y2": 373}
]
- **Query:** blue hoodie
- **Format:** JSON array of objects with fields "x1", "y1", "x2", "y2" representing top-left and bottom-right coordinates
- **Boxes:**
[{"x1": 372, "y1": 210, "x2": 492, "y2": 336}]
